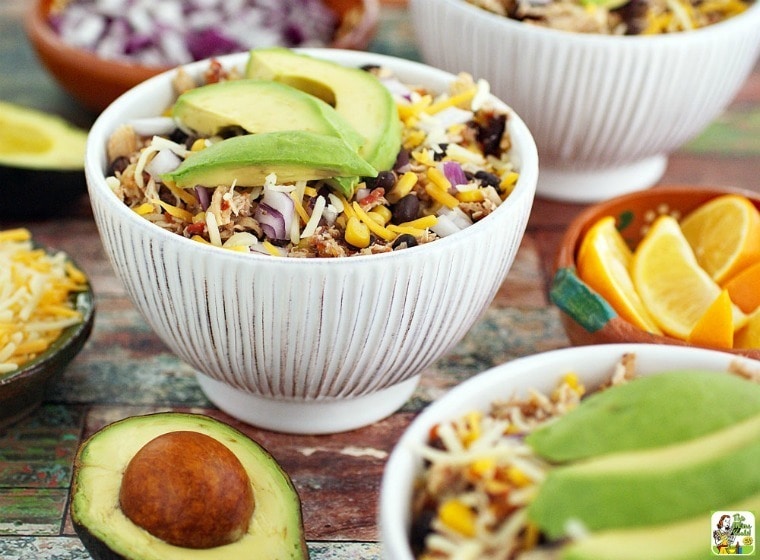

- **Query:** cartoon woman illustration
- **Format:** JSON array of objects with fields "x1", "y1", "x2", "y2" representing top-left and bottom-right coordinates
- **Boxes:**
[{"x1": 714, "y1": 515, "x2": 737, "y2": 554}]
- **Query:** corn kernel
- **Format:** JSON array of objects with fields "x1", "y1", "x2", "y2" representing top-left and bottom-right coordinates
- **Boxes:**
[
  {"x1": 387, "y1": 172, "x2": 418, "y2": 204},
  {"x1": 352, "y1": 202, "x2": 396, "y2": 242},
  {"x1": 505, "y1": 466, "x2": 532, "y2": 488},
  {"x1": 370, "y1": 205, "x2": 392, "y2": 225},
  {"x1": 190, "y1": 138, "x2": 207, "y2": 151},
  {"x1": 468, "y1": 458, "x2": 496, "y2": 480},
  {"x1": 345, "y1": 216, "x2": 371, "y2": 248},
  {"x1": 438, "y1": 499, "x2": 477, "y2": 538},
  {"x1": 455, "y1": 190, "x2": 485, "y2": 203}
]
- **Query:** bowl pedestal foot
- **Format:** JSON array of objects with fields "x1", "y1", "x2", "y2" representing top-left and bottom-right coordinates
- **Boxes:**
[
  {"x1": 195, "y1": 372, "x2": 420, "y2": 434},
  {"x1": 537, "y1": 154, "x2": 667, "y2": 203}
]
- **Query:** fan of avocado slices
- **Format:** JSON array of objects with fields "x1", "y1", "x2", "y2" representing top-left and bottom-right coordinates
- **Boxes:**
[
  {"x1": 523, "y1": 370, "x2": 760, "y2": 559},
  {"x1": 164, "y1": 47, "x2": 402, "y2": 198}
]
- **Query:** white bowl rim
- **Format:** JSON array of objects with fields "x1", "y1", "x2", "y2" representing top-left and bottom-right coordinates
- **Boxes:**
[
  {"x1": 420, "y1": 0, "x2": 760, "y2": 45},
  {"x1": 379, "y1": 342, "x2": 760, "y2": 559},
  {"x1": 85, "y1": 48, "x2": 539, "y2": 269}
]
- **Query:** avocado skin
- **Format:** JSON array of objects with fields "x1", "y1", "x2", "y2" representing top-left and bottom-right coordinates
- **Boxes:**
[
  {"x1": 70, "y1": 412, "x2": 309, "y2": 560},
  {"x1": 526, "y1": 370, "x2": 760, "y2": 462},
  {"x1": 0, "y1": 165, "x2": 86, "y2": 219},
  {"x1": 0, "y1": 101, "x2": 88, "y2": 219}
]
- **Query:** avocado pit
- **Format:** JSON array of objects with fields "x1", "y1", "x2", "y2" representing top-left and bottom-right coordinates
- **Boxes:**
[{"x1": 119, "y1": 430, "x2": 254, "y2": 549}]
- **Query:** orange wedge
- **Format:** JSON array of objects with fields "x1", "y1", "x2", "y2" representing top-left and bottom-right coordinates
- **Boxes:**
[
  {"x1": 679, "y1": 194, "x2": 760, "y2": 284},
  {"x1": 631, "y1": 215, "x2": 746, "y2": 340},
  {"x1": 735, "y1": 307, "x2": 760, "y2": 349},
  {"x1": 687, "y1": 289, "x2": 734, "y2": 349},
  {"x1": 577, "y1": 216, "x2": 662, "y2": 334},
  {"x1": 723, "y1": 260, "x2": 760, "y2": 314}
]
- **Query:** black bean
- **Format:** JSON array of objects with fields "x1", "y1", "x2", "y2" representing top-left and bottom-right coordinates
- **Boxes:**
[
  {"x1": 108, "y1": 156, "x2": 129, "y2": 176},
  {"x1": 366, "y1": 170, "x2": 396, "y2": 191},
  {"x1": 394, "y1": 149, "x2": 410, "y2": 170},
  {"x1": 433, "y1": 144, "x2": 448, "y2": 161},
  {"x1": 391, "y1": 194, "x2": 420, "y2": 224},
  {"x1": 475, "y1": 170, "x2": 500, "y2": 189},
  {"x1": 392, "y1": 234, "x2": 418, "y2": 250},
  {"x1": 169, "y1": 128, "x2": 189, "y2": 145},
  {"x1": 477, "y1": 114, "x2": 506, "y2": 157}
]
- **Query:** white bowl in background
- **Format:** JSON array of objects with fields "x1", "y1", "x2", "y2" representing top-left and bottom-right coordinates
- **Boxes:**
[
  {"x1": 85, "y1": 49, "x2": 539, "y2": 434},
  {"x1": 410, "y1": 0, "x2": 760, "y2": 202},
  {"x1": 379, "y1": 342, "x2": 760, "y2": 558}
]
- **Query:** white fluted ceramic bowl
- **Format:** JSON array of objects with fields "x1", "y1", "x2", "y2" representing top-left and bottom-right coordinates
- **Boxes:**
[
  {"x1": 411, "y1": 0, "x2": 760, "y2": 203},
  {"x1": 85, "y1": 49, "x2": 538, "y2": 434},
  {"x1": 379, "y1": 343, "x2": 760, "y2": 559}
]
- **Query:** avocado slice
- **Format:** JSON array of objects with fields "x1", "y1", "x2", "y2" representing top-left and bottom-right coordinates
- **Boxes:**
[
  {"x1": 561, "y1": 492, "x2": 760, "y2": 560},
  {"x1": 245, "y1": 48, "x2": 402, "y2": 188},
  {"x1": 162, "y1": 130, "x2": 378, "y2": 188},
  {"x1": 527, "y1": 412, "x2": 760, "y2": 540},
  {"x1": 172, "y1": 79, "x2": 364, "y2": 152},
  {"x1": 70, "y1": 412, "x2": 308, "y2": 560},
  {"x1": 0, "y1": 100, "x2": 88, "y2": 219},
  {"x1": 526, "y1": 370, "x2": 760, "y2": 462}
]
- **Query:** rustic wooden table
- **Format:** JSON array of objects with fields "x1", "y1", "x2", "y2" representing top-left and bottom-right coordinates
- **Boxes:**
[{"x1": 1, "y1": 1, "x2": 759, "y2": 558}]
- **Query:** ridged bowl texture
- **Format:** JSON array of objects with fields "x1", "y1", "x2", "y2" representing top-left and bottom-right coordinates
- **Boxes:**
[{"x1": 410, "y1": 0, "x2": 760, "y2": 202}]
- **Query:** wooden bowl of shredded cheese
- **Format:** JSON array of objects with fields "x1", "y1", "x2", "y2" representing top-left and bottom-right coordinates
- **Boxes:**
[{"x1": 0, "y1": 228, "x2": 94, "y2": 427}]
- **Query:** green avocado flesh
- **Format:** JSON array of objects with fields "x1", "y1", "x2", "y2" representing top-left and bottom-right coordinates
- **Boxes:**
[
  {"x1": 526, "y1": 371, "x2": 760, "y2": 541},
  {"x1": 70, "y1": 412, "x2": 308, "y2": 560},
  {"x1": 0, "y1": 100, "x2": 87, "y2": 170},
  {"x1": 162, "y1": 130, "x2": 377, "y2": 188},
  {"x1": 172, "y1": 79, "x2": 364, "y2": 152},
  {"x1": 560, "y1": 493, "x2": 760, "y2": 560},
  {"x1": 526, "y1": 369, "x2": 760, "y2": 462},
  {"x1": 245, "y1": 47, "x2": 403, "y2": 176}
]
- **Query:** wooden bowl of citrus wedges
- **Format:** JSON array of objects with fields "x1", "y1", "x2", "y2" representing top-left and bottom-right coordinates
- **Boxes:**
[{"x1": 551, "y1": 185, "x2": 760, "y2": 360}]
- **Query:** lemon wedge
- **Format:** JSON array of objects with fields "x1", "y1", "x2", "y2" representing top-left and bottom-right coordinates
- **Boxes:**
[
  {"x1": 735, "y1": 307, "x2": 760, "y2": 349},
  {"x1": 577, "y1": 216, "x2": 662, "y2": 334},
  {"x1": 687, "y1": 289, "x2": 734, "y2": 349},
  {"x1": 679, "y1": 194, "x2": 760, "y2": 284},
  {"x1": 631, "y1": 215, "x2": 746, "y2": 339}
]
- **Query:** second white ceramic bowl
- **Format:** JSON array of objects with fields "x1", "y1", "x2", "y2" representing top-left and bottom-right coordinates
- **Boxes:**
[
  {"x1": 85, "y1": 49, "x2": 539, "y2": 434},
  {"x1": 411, "y1": 0, "x2": 760, "y2": 202},
  {"x1": 379, "y1": 342, "x2": 760, "y2": 558}
]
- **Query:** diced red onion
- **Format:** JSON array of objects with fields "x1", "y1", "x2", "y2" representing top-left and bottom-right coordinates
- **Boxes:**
[
  {"x1": 146, "y1": 148, "x2": 182, "y2": 179},
  {"x1": 441, "y1": 161, "x2": 468, "y2": 187},
  {"x1": 255, "y1": 189, "x2": 294, "y2": 240},
  {"x1": 195, "y1": 187, "x2": 211, "y2": 211},
  {"x1": 255, "y1": 203, "x2": 286, "y2": 240},
  {"x1": 50, "y1": 0, "x2": 339, "y2": 67}
]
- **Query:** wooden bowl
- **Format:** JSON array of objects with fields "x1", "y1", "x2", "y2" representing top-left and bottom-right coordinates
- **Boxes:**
[
  {"x1": 551, "y1": 185, "x2": 760, "y2": 360},
  {"x1": 0, "y1": 247, "x2": 95, "y2": 428},
  {"x1": 25, "y1": 0, "x2": 379, "y2": 113}
]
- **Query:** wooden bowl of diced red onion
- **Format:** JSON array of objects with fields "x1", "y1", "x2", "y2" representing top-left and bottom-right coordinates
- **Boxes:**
[{"x1": 25, "y1": 0, "x2": 379, "y2": 113}]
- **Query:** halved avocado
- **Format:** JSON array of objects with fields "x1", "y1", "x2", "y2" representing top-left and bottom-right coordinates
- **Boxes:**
[
  {"x1": 70, "y1": 412, "x2": 308, "y2": 560},
  {"x1": 0, "y1": 101, "x2": 88, "y2": 219}
]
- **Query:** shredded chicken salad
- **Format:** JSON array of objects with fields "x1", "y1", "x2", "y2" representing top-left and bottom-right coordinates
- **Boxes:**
[
  {"x1": 105, "y1": 61, "x2": 520, "y2": 258},
  {"x1": 467, "y1": 0, "x2": 752, "y2": 34}
]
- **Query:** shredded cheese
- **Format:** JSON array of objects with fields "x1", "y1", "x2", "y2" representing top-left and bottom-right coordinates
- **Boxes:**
[{"x1": 0, "y1": 229, "x2": 87, "y2": 375}]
